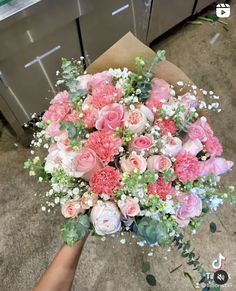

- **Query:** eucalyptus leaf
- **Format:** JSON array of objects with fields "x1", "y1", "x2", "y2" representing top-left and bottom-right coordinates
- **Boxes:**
[
  {"x1": 210, "y1": 222, "x2": 217, "y2": 233},
  {"x1": 142, "y1": 261, "x2": 150, "y2": 273},
  {"x1": 183, "y1": 272, "x2": 196, "y2": 289},
  {"x1": 146, "y1": 274, "x2": 157, "y2": 286},
  {"x1": 60, "y1": 214, "x2": 90, "y2": 246}
]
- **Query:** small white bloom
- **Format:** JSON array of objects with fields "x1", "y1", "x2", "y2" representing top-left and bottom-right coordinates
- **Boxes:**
[
  {"x1": 41, "y1": 206, "x2": 46, "y2": 211},
  {"x1": 177, "y1": 81, "x2": 184, "y2": 86},
  {"x1": 148, "y1": 252, "x2": 153, "y2": 256},
  {"x1": 120, "y1": 239, "x2": 126, "y2": 244},
  {"x1": 72, "y1": 188, "x2": 80, "y2": 195}
]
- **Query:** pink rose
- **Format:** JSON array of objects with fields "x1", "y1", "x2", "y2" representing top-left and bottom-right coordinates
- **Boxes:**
[
  {"x1": 95, "y1": 103, "x2": 126, "y2": 131},
  {"x1": 188, "y1": 117, "x2": 213, "y2": 142},
  {"x1": 61, "y1": 201, "x2": 85, "y2": 218},
  {"x1": 120, "y1": 152, "x2": 147, "y2": 174},
  {"x1": 150, "y1": 78, "x2": 171, "y2": 103},
  {"x1": 64, "y1": 110, "x2": 80, "y2": 123},
  {"x1": 199, "y1": 157, "x2": 233, "y2": 176},
  {"x1": 174, "y1": 151, "x2": 200, "y2": 183},
  {"x1": 204, "y1": 136, "x2": 223, "y2": 157},
  {"x1": 131, "y1": 135, "x2": 153, "y2": 152},
  {"x1": 147, "y1": 155, "x2": 172, "y2": 173},
  {"x1": 77, "y1": 74, "x2": 92, "y2": 90},
  {"x1": 162, "y1": 136, "x2": 182, "y2": 157},
  {"x1": 119, "y1": 197, "x2": 140, "y2": 219},
  {"x1": 183, "y1": 139, "x2": 203, "y2": 156},
  {"x1": 45, "y1": 122, "x2": 62, "y2": 139},
  {"x1": 176, "y1": 194, "x2": 202, "y2": 227},
  {"x1": 88, "y1": 71, "x2": 112, "y2": 90},
  {"x1": 125, "y1": 109, "x2": 147, "y2": 134},
  {"x1": 64, "y1": 148, "x2": 102, "y2": 180},
  {"x1": 90, "y1": 201, "x2": 121, "y2": 235}
]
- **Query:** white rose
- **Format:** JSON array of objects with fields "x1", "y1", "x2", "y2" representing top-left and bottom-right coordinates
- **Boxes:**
[{"x1": 90, "y1": 201, "x2": 121, "y2": 235}]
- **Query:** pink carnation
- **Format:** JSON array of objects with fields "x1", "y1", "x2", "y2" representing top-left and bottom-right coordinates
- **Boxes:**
[
  {"x1": 82, "y1": 107, "x2": 99, "y2": 128},
  {"x1": 90, "y1": 84, "x2": 123, "y2": 109},
  {"x1": 64, "y1": 110, "x2": 80, "y2": 123},
  {"x1": 90, "y1": 166, "x2": 120, "y2": 195},
  {"x1": 174, "y1": 151, "x2": 200, "y2": 183},
  {"x1": 204, "y1": 135, "x2": 223, "y2": 156},
  {"x1": 86, "y1": 131, "x2": 122, "y2": 165},
  {"x1": 42, "y1": 103, "x2": 71, "y2": 122},
  {"x1": 156, "y1": 119, "x2": 178, "y2": 136},
  {"x1": 146, "y1": 99, "x2": 163, "y2": 111},
  {"x1": 50, "y1": 91, "x2": 70, "y2": 105},
  {"x1": 147, "y1": 178, "x2": 174, "y2": 200}
]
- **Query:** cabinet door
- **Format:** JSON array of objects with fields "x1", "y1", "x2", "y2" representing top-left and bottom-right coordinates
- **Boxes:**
[
  {"x1": 194, "y1": 0, "x2": 215, "y2": 14},
  {"x1": 0, "y1": 22, "x2": 82, "y2": 124},
  {"x1": 147, "y1": 0, "x2": 195, "y2": 44},
  {"x1": 79, "y1": 0, "x2": 136, "y2": 64}
]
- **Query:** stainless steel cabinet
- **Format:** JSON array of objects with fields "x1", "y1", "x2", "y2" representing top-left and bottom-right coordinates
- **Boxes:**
[
  {"x1": 147, "y1": 0, "x2": 195, "y2": 44},
  {"x1": 0, "y1": 0, "x2": 82, "y2": 130},
  {"x1": 79, "y1": 0, "x2": 152, "y2": 64},
  {"x1": 194, "y1": 0, "x2": 215, "y2": 14}
]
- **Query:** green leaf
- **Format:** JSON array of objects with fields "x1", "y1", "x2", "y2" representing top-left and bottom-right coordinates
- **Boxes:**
[
  {"x1": 142, "y1": 261, "x2": 150, "y2": 273},
  {"x1": 67, "y1": 122, "x2": 77, "y2": 139},
  {"x1": 184, "y1": 272, "x2": 196, "y2": 289},
  {"x1": 210, "y1": 222, "x2": 217, "y2": 233},
  {"x1": 146, "y1": 274, "x2": 157, "y2": 286},
  {"x1": 60, "y1": 214, "x2": 90, "y2": 246}
]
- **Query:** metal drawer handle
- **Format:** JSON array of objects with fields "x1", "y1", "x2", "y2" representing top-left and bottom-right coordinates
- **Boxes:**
[
  {"x1": 24, "y1": 45, "x2": 61, "y2": 68},
  {"x1": 112, "y1": 4, "x2": 129, "y2": 16}
]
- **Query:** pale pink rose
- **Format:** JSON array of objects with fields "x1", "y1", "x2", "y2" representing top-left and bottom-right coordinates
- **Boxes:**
[
  {"x1": 77, "y1": 74, "x2": 92, "y2": 90},
  {"x1": 120, "y1": 152, "x2": 147, "y2": 174},
  {"x1": 45, "y1": 122, "x2": 62, "y2": 139},
  {"x1": 147, "y1": 155, "x2": 172, "y2": 173},
  {"x1": 183, "y1": 139, "x2": 203, "y2": 156},
  {"x1": 119, "y1": 197, "x2": 140, "y2": 219},
  {"x1": 44, "y1": 147, "x2": 67, "y2": 173},
  {"x1": 176, "y1": 194, "x2": 202, "y2": 227},
  {"x1": 188, "y1": 117, "x2": 213, "y2": 142},
  {"x1": 95, "y1": 103, "x2": 126, "y2": 131},
  {"x1": 63, "y1": 148, "x2": 102, "y2": 180},
  {"x1": 131, "y1": 135, "x2": 153, "y2": 152},
  {"x1": 61, "y1": 201, "x2": 85, "y2": 218},
  {"x1": 162, "y1": 136, "x2": 182, "y2": 157},
  {"x1": 50, "y1": 91, "x2": 70, "y2": 105},
  {"x1": 139, "y1": 104, "x2": 154, "y2": 123},
  {"x1": 150, "y1": 78, "x2": 171, "y2": 103},
  {"x1": 88, "y1": 71, "x2": 112, "y2": 90},
  {"x1": 125, "y1": 109, "x2": 147, "y2": 134},
  {"x1": 90, "y1": 201, "x2": 121, "y2": 235},
  {"x1": 199, "y1": 157, "x2": 233, "y2": 176}
]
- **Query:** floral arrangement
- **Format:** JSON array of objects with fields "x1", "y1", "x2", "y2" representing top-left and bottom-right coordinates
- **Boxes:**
[{"x1": 25, "y1": 53, "x2": 235, "y2": 289}]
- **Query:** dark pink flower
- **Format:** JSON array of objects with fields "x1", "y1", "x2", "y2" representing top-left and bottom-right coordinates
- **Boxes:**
[
  {"x1": 147, "y1": 178, "x2": 174, "y2": 200},
  {"x1": 156, "y1": 119, "x2": 178, "y2": 136},
  {"x1": 174, "y1": 151, "x2": 200, "y2": 183},
  {"x1": 86, "y1": 131, "x2": 122, "y2": 165},
  {"x1": 90, "y1": 166, "x2": 120, "y2": 195}
]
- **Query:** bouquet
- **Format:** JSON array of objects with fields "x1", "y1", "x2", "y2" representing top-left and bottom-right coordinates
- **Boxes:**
[{"x1": 25, "y1": 33, "x2": 235, "y2": 289}]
